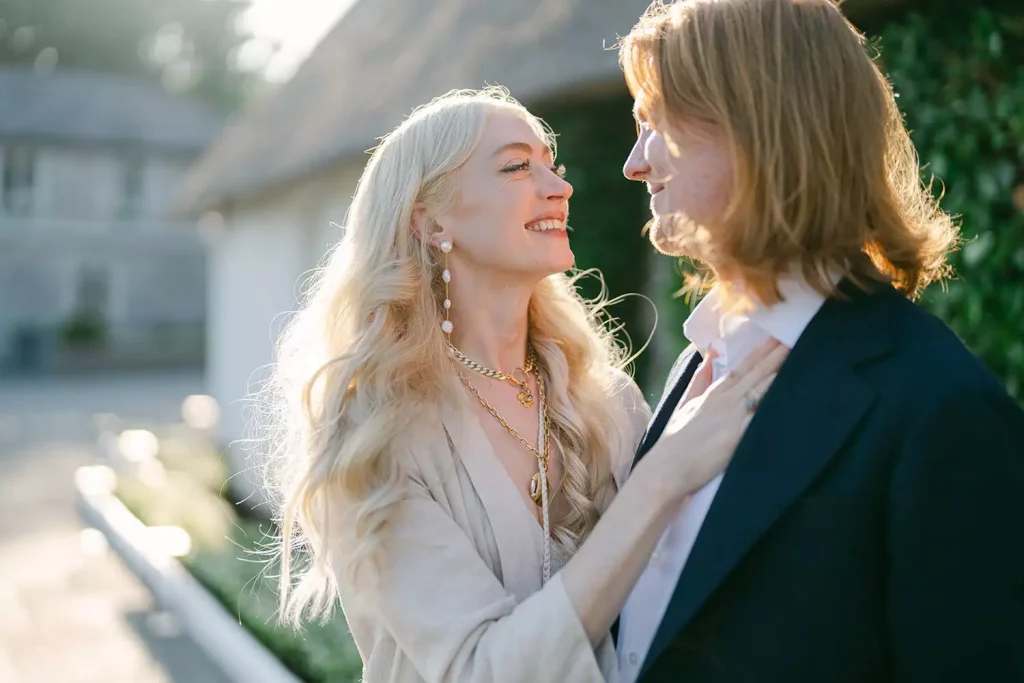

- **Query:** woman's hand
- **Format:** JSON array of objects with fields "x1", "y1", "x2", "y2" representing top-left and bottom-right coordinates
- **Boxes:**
[
  {"x1": 645, "y1": 340, "x2": 789, "y2": 503},
  {"x1": 559, "y1": 339, "x2": 785, "y2": 644}
]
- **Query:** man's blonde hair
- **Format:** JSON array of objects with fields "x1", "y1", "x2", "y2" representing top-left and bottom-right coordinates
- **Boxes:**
[{"x1": 620, "y1": 0, "x2": 959, "y2": 303}]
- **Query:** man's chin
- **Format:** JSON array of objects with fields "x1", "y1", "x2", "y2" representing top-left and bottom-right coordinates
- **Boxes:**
[
  {"x1": 648, "y1": 216, "x2": 696, "y2": 258},
  {"x1": 651, "y1": 240, "x2": 693, "y2": 258}
]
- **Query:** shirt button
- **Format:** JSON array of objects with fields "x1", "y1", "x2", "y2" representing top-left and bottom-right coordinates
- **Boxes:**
[
  {"x1": 649, "y1": 551, "x2": 660, "y2": 566},
  {"x1": 629, "y1": 652, "x2": 638, "y2": 666}
]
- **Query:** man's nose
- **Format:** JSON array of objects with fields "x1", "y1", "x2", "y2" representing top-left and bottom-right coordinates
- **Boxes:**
[{"x1": 623, "y1": 131, "x2": 651, "y2": 181}]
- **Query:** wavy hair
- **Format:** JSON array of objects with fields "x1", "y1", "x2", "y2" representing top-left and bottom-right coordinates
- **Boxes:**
[
  {"x1": 261, "y1": 86, "x2": 629, "y2": 625},
  {"x1": 620, "y1": 0, "x2": 959, "y2": 303}
]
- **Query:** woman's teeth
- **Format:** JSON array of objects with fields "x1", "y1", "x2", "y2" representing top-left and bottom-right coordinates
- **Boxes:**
[{"x1": 525, "y1": 219, "x2": 565, "y2": 232}]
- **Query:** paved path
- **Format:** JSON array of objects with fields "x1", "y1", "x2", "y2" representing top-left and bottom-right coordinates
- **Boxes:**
[{"x1": 0, "y1": 371, "x2": 234, "y2": 683}]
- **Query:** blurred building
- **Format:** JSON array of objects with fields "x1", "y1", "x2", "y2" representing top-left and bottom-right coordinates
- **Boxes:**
[{"x1": 0, "y1": 68, "x2": 223, "y2": 375}]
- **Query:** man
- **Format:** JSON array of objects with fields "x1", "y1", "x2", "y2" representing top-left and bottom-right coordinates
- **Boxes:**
[{"x1": 615, "y1": 1, "x2": 1024, "y2": 681}]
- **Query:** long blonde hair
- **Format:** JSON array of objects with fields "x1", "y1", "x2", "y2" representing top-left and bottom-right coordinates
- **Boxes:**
[
  {"x1": 620, "y1": 0, "x2": 958, "y2": 304},
  {"x1": 262, "y1": 86, "x2": 629, "y2": 625}
]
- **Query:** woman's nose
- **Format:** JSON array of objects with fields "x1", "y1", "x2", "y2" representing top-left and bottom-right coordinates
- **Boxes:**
[{"x1": 541, "y1": 169, "x2": 573, "y2": 201}]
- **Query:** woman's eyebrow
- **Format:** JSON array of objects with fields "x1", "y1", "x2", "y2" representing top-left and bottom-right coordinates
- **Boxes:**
[{"x1": 490, "y1": 142, "x2": 554, "y2": 163}]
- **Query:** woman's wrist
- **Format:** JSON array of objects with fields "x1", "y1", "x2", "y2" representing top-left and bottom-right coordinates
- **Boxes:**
[{"x1": 630, "y1": 445, "x2": 692, "y2": 511}]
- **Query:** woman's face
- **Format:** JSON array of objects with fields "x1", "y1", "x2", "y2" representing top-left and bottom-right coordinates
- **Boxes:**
[
  {"x1": 431, "y1": 109, "x2": 574, "y2": 280},
  {"x1": 623, "y1": 102, "x2": 733, "y2": 256}
]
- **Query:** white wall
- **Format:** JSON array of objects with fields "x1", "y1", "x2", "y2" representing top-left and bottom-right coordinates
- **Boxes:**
[
  {"x1": 208, "y1": 202, "x2": 303, "y2": 442},
  {"x1": 205, "y1": 161, "x2": 361, "y2": 506}
]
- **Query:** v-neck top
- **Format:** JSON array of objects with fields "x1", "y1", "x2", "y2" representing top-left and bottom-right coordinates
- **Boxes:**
[{"x1": 330, "y1": 370, "x2": 651, "y2": 683}]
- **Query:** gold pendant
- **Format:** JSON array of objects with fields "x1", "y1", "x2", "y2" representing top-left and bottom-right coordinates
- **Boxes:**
[
  {"x1": 529, "y1": 472, "x2": 547, "y2": 506},
  {"x1": 510, "y1": 368, "x2": 534, "y2": 408},
  {"x1": 517, "y1": 386, "x2": 535, "y2": 408}
]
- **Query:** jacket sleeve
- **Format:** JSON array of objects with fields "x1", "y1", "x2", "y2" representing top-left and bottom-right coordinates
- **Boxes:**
[
  {"x1": 337, "y1": 475, "x2": 607, "y2": 683},
  {"x1": 887, "y1": 376, "x2": 1024, "y2": 681}
]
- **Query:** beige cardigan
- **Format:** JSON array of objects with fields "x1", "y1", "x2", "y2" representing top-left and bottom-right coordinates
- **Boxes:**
[{"x1": 331, "y1": 373, "x2": 651, "y2": 683}]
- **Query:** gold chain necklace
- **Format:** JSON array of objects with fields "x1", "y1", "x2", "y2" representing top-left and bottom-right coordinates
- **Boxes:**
[
  {"x1": 458, "y1": 370, "x2": 550, "y2": 506},
  {"x1": 449, "y1": 344, "x2": 536, "y2": 407}
]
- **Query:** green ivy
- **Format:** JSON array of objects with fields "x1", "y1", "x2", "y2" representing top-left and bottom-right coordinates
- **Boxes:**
[
  {"x1": 534, "y1": 95, "x2": 659, "y2": 384},
  {"x1": 873, "y1": 2, "x2": 1024, "y2": 400}
]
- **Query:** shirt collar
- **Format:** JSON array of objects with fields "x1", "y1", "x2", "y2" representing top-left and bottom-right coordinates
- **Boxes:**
[
  {"x1": 683, "y1": 287, "x2": 729, "y2": 356},
  {"x1": 683, "y1": 271, "x2": 840, "y2": 353}
]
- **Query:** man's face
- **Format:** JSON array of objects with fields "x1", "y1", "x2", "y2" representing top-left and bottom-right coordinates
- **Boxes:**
[{"x1": 623, "y1": 102, "x2": 734, "y2": 256}]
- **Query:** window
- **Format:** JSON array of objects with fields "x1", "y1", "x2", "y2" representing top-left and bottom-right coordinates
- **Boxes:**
[
  {"x1": 74, "y1": 265, "x2": 110, "y2": 319},
  {"x1": 119, "y1": 155, "x2": 146, "y2": 219},
  {"x1": 3, "y1": 146, "x2": 36, "y2": 215}
]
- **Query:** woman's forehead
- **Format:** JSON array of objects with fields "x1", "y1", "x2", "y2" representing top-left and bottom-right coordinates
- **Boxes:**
[{"x1": 477, "y1": 110, "x2": 551, "y2": 156}]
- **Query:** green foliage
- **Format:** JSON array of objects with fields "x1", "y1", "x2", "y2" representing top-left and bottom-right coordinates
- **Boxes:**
[
  {"x1": 873, "y1": 2, "x2": 1024, "y2": 399},
  {"x1": 117, "y1": 435, "x2": 362, "y2": 682},
  {"x1": 186, "y1": 519, "x2": 362, "y2": 683},
  {"x1": 533, "y1": 94, "x2": 660, "y2": 383},
  {"x1": 0, "y1": 0, "x2": 262, "y2": 110},
  {"x1": 58, "y1": 312, "x2": 105, "y2": 348}
]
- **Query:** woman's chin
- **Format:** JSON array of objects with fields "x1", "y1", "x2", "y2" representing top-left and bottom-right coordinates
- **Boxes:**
[
  {"x1": 549, "y1": 244, "x2": 576, "y2": 273},
  {"x1": 508, "y1": 243, "x2": 576, "y2": 279}
]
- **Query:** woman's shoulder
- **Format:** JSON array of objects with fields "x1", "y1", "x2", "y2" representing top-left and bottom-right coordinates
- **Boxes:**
[
  {"x1": 606, "y1": 367, "x2": 652, "y2": 425},
  {"x1": 603, "y1": 368, "x2": 652, "y2": 486},
  {"x1": 394, "y1": 415, "x2": 456, "y2": 482}
]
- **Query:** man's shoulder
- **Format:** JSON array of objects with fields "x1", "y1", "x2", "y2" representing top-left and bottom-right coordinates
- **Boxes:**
[
  {"x1": 885, "y1": 300, "x2": 1024, "y2": 480},
  {"x1": 881, "y1": 294, "x2": 1014, "y2": 410}
]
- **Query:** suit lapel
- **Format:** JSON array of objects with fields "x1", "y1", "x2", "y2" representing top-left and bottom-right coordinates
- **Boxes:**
[
  {"x1": 634, "y1": 347, "x2": 703, "y2": 466},
  {"x1": 613, "y1": 347, "x2": 702, "y2": 647},
  {"x1": 640, "y1": 287, "x2": 895, "y2": 676}
]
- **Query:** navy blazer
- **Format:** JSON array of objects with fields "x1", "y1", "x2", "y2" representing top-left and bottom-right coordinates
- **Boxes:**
[{"x1": 629, "y1": 283, "x2": 1024, "y2": 682}]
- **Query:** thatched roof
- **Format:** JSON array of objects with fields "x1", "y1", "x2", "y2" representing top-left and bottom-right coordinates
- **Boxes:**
[
  {"x1": 177, "y1": 0, "x2": 655, "y2": 212},
  {"x1": 178, "y1": 0, "x2": 911, "y2": 213},
  {"x1": 0, "y1": 68, "x2": 223, "y2": 152}
]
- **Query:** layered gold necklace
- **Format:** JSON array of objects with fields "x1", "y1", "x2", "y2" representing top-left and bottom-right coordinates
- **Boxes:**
[
  {"x1": 449, "y1": 345, "x2": 537, "y2": 408},
  {"x1": 450, "y1": 345, "x2": 550, "y2": 506}
]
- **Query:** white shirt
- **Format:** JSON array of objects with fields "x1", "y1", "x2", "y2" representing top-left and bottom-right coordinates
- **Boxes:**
[{"x1": 617, "y1": 275, "x2": 831, "y2": 683}]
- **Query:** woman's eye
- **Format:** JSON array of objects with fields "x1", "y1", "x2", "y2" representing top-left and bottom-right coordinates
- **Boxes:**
[
  {"x1": 501, "y1": 161, "x2": 530, "y2": 173},
  {"x1": 500, "y1": 161, "x2": 566, "y2": 178}
]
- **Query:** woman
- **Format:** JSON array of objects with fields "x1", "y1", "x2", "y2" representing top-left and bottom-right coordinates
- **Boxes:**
[{"x1": 263, "y1": 86, "x2": 784, "y2": 682}]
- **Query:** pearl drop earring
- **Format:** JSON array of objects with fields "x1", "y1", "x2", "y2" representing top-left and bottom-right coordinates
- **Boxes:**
[{"x1": 439, "y1": 240, "x2": 453, "y2": 336}]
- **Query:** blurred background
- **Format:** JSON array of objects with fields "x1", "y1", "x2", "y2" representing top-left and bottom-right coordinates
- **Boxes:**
[{"x1": 0, "y1": 0, "x2": 1020, "y2": 681}]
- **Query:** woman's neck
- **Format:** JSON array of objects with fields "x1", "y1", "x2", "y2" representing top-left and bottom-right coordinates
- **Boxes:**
[{"x1": 447, "y1": 269, "x2": 533, "y2": 373}]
